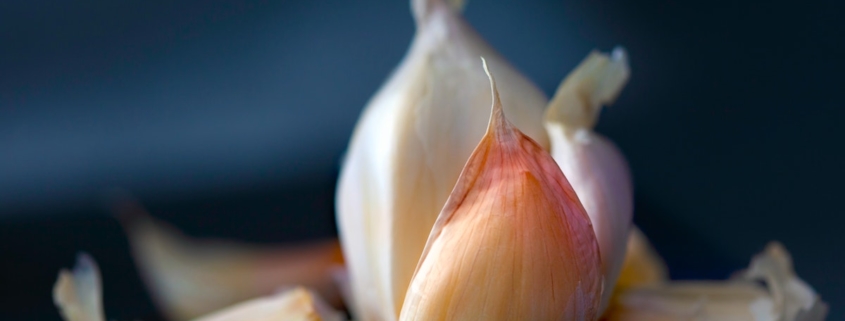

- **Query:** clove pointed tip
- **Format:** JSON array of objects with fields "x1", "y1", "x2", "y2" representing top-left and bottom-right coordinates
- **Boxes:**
[{"x1": 480, "y1": 57, "x2": 508, "y2": 136}]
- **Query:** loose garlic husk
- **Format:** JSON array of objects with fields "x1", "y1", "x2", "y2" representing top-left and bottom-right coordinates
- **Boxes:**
[
  {"x1": 53, "y1": 255, "x2": 344, "y2": 321},
  {"x1": 544, "y1": 48, "x2": 633, "y2": 313},
  {"x1": 115, "y1": 202, "x2": 344, "y2": 320},
  {"x1": 605, "y1": 243, "x2": 828, "y2": 321},
  {"x1": 335, "y1": 0, "x2": 549, "y2": 319},
  {"x1": 398, "y1": 60, "x2": 602, "y2": 321}
]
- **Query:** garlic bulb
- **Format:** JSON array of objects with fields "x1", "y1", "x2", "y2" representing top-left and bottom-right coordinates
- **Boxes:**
[
  {"x1": 544, "y1": 48, "x2": 633, "y2": 312},
  {"x1": 335, "y1": 0, "x2": 549, "y2": 319},
  {"x1": 605, "y1": 243, "x2": 828, "y2": 321},
  {"x1": 398, "y1": 60, "x2": 602, "y2": 321},
  {"x1": 53, "y1": 254, "x2": 105, "y2": 321}
]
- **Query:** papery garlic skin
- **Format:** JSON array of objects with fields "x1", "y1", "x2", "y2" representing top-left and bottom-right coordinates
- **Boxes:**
[
  {"x1": 53, "y1": 253, "x2": 105, "y2": 321},
  {"x1": 336, "y1": 0, "x2": 549, "y2": 319},
  {"x1": 53, "y1": 255, "x2": 344, "y2": 321},
  {"x1": 544, "y1": 48, "x2": 632, "y2": 312},
  {"x1": 116, "y1": 202, "x2": 344, "y2": 321},
  {"x1": 398, "y1": 60, "x2": 602, "y2": 321},
  {"x1": 605, "y1": 243, "x2": 828, "y2": 321}
]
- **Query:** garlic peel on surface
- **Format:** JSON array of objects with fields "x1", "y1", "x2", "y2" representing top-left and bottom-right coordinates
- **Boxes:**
[
  {"x1": 53, "y1": 255, "x2": 344, "y2": 321},
  {"x1": 604, "y1": 242, "x2": 828, "y2": 321},
  {"x1": 115, "y1": 202, "x2": 344, "y2": 321},
  {"x1": 398, "y1": 60, "x2": 602, "y2": 321},
  {"x1": 53, "y1": 253, "x2": 105, "y2": 321},
  {"x1": 336, "y1": 0, "x2": 549, "y2": 319},
  {"x1": 545, "y1": 48, "x2": 633, "y2": 313}
]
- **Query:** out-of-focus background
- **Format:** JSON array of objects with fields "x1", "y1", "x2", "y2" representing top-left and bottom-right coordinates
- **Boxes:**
[{"x1": 1, "y1": 0, "x2": 842, "y2": 320}]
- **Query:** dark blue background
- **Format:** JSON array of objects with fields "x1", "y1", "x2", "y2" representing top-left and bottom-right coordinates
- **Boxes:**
[{"x1": 1, "y1": 0, "x2": 842, "y2": 320}]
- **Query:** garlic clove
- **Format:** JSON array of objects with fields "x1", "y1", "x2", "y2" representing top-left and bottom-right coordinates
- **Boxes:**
[
  {"x1": 398, "y1": 60, "x2": 602, "y2": 321},
  {"x1": 336, "y1": 0, "x2": 549, "y2": 319},
  {"x1": 116, "y1": 203, "x2": 344, "y2": 321},
  {"x1": 53, "y1": 253, "x2": 106, "y2": 321},
  {"x1": 193, "y1": 287, "x2": 345, "y2": 321},
  {"x1": 544, "y1": 48, "x2": 633, "y2": 312},
  {"x1": 604, "y1": 242, "x2": 828, "y2": 321}
]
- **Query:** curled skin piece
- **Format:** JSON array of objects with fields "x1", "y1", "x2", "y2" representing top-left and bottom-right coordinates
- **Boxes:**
[
  {"x1": 604, "y1": 242, "x2": 828, "y2": 321},
  {"x1": 115, "y1": 202, "x2": 343, "y2": 321},
  {"x1": 335, "y1": 0, "x2": 550, "y2": 318},
  {"x1": 544, "y1": 47, "x2": 633, "y2": 313},
  {"x1": 398, "y1": 60, "x2": 602, "y2": 321},
  {"x1": 53, "y1": 253, "x2": 105, "y2": 321}
]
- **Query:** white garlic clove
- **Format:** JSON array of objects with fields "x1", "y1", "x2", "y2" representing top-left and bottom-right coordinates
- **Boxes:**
[
  {"x1": 336, "y1": 0, "x2": 549, "y2": 319},
  {"x1": 544, "y1": 48, "x2": 633, "y2": 312}
]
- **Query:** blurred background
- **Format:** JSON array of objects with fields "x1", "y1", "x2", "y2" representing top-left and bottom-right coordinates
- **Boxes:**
[{"x1": 1, "y1": 0, "x2": 842, "y2": 320}]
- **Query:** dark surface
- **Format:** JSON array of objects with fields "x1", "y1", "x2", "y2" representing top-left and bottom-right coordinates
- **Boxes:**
[{"x1": 1, "y1": 0, "x2": 843, "y2": 320}]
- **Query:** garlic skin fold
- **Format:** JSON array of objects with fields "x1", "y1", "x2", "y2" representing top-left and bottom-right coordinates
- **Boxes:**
[
  {"x1": 544, "y1": 48, "x2": 633, "y2": 312},
  {"x1": 335, "y1": 0, "x2": 549, "y2": 319},
  {"x1": 398, "y1": 60, "x2": 602, "y2": 321}
]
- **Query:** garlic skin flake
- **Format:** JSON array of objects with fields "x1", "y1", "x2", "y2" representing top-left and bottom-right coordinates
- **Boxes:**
[
  {"x1": 605, "y1": 243, "x2": 828, "y2": 321},
  {"x1": 117, "y1": 203, "x2": 344, "y2": 321},
  {"x1": 544, "y1": 48, "x2": 633, "y2": 312},
  {"x1": 336, "y1": 0, "x2": 549, "y2": 319},
  {"x1": 53, "y1": 255, "x2": 344, "y2": 321},
  {"x1": 53, "y1": 253, "x2": 105, "y2": 321},
  {"x1": 398, "y1": 60, "x2": 602, "y2": 321}
]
